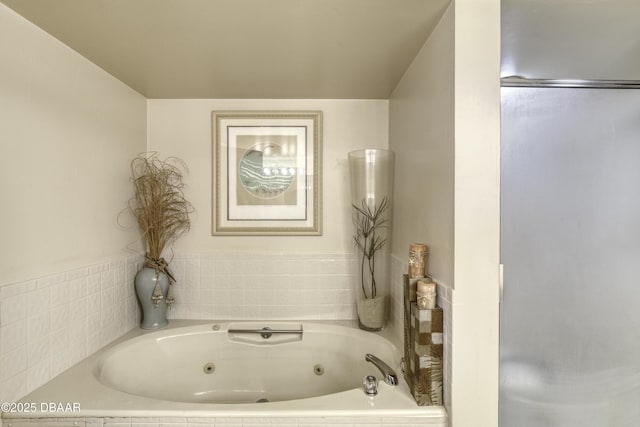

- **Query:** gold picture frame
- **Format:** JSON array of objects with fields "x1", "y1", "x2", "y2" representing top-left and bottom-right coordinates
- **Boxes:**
[{"x1": 212, "y1": 110, "x2": 322, "y2": 235}]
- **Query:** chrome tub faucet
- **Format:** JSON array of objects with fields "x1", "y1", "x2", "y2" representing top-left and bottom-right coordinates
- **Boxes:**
[{"x1": 365, "y1": 353, "x2": 399, "y2": 386}]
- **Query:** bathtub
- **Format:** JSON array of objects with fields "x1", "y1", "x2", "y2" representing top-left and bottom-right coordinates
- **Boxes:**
[{"x1": 5, "y1": 321, "x2": 447, "y2": 426}]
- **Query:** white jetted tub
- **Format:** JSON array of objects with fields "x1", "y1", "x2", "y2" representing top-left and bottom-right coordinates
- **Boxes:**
[{"x1": 7, "y1": 321, "x2": 447, "y2": 425}]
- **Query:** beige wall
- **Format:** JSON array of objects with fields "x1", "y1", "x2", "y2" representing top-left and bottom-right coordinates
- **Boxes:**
[
  {"x1": 389, "y1": 4, "x2": 454, "y2": 288},
  {"x1": 389, "y1": 1, "x2": 501, "y2": 425},
  {"x1": 451, "y1": 0, "x2": 501, "y2": 425},
  {"x1": 0, "y1": 4, "x2": 147, "y2": 286},
  {"x1": 146, "y1": 99, "x2": 388, "y2": 254},
  {"x1": 389, "y1": 3, "x2": 454, "y2": 417}
]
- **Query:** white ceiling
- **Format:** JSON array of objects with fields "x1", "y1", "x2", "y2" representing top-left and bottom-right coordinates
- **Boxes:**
[
  {"x1": 502, "y1": 0, "x2": 640, "y2": 81},
  {"x1": 1, "y1": 0, "x2": 451, "y2": 99}
]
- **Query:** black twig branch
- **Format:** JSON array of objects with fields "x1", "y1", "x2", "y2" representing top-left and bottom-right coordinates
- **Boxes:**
[{"x1": 352, "y1": 196, "x2": 390, "y2": 299}]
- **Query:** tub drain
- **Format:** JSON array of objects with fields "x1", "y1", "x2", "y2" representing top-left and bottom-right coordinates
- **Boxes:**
[
  {"x1": 313, "y1": 364, "x2": 325, "y2": 376},
  {"x1": 256, "y1": 398, "x2": 269, "y2": 403},
  {"x1": 203, "y1": 362, "x2": 215, "y2": 374}
]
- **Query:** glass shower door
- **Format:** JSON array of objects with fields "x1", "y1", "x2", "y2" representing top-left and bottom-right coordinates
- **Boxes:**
[{"x1": 500, "y1": 87, "x2": 640, "y2": 426}]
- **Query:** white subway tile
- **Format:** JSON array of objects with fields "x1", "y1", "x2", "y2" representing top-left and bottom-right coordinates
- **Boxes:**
[
  {"x1": 127, "y1": 281, "x2": 137, "y2": 302},
  {"x1": 27, "y1": 334, "x2": 50, "y2": 366},
  {"x1": 200, "y1": 289, "x2": 214, "y2": 304},
  {"x1": 87, "y1": 332, "x2": 102, "y2": 354},
  {"x1": 0, "y1": 345, "x2": 27, "y2": 380},
  {"x1": 229, "y1": 289, "x2": 245, "y2": 306},
  {"x1": 325, "y1": 417, "x2": 355, "y2": 424},
  {"x1": 268, "y1": 418, "x2": 298, "y2": 425},
  {"x1": 279, "y1": 290, "x2": 303, "y2": 306},
  {"x1": 51, "y1": 327, "x2": 70, "y2": 355},
  {"x1": 212, "y1": 260, "x2": 230, "y2": 276},
  {"x1": 89, "y1": 263, "x2": 109, "y2": 275},
  {"x1": 170, "y1": 289, "x2": 184, "y2": 304},
  {"x1": 271, "y1": 259, "x2": 291, "y2": 275},
  {"x1": 27, "y1": 312, "x2": 50, "y2": 340},
  {"x1": 26, "y1": 358, "x2": 50, "y2": 391},
  {"x1": 51, "y1": 347, "x2": 70, "y2": 377},
  {"x1": 68, "y1": 267, "x2": 89, "y2": 280},
  {"x1": 167, "y1": 304, "x2": 183, "y2": 320},
  {"x1": 0, "y1": 371, "x2": 27, "y2": 403},
  {"x1": 50, "y1": 305, "x2": 70, "y2": 332},
  {"x1": 69, "y1": 277, "x2": 87, "y2": 301},
  {"x1": 0, "y1": 281, "x2": 30, "y2": 299},
  {"x1": 215, "y1": 275, "x2": 232, "y2": 289},
  {"x1": 211, "y1": 305, "x2": 228, "y2": 318},
  {"x1": 87, "y1": 313, "x2": 101, "y2": 334},
  {"x1": 214, "y1": 421, "x2": 242, "y2": 427},
  {"x1": 201, "y1": 259, "x2": 215, "y2": 278},
  {"x1": 297, "y1": 417, "x2": 327, "y2": 425},
  {"x1": 185, "y1": 419, "x2": 214, "y2": 427},
  {"x1": 185, "y1": 258, "x2": 201, "y2": 279},
  {"x1": 50, "y1": 281, "x2": 70, "y2": 308},
  {"x1": 127, "y1": 296, "x2": 140, "y2": 327},
  {"x1": 1, "y1": 320, "x2": 27, "y2": 355},
  {"x1": 131, "y1": 418, "x2": 159, "y2": 423},
  {"x1": 101, "y1": 309, "x2": 115, "y2": 334},
  {"x1": 69, "y1": 333, "x2": 87, "y2": 366},
  {"x1": 87, "y1": 273, "x2": 102, "y2": 295},
  {"x1": 244, "y1": 290, "x2": 261, "y2": 306},
  {"x1": 185, "y1": 289, "x2": 201, "y2": 305},
  {"x1": 242, "y1": 418, "x2": 270, "y2": 424},
  {"x1": 101, "y1": 270, "x2": 115, "y2": 290},
  {"x1": 158, "y1": 417, "x2": 186, "y2": 423},
  {"x1": 227, "y1": 305, "x2": 248, "y2": 319},
  {"x1": 114, "y1": 265, "x2": 126, "y2": 286},
  {"x1": 212, "y1": 289, "x2": 229, "y2": 304},
  {"x1": 127, "y1": 262, "x2": 141, "y2": 284},
  {"x1": 228, "y1": 260, "x2": 245, "y2": 275},
  {"x1": 71, "y1": 297, "x2": 88, "y2": 323},
  {"x1": 353, "y1": 418, "x2": 382, "y2": 426},
  {"x1": 26, "y1": 287, "x2": 50, "y2": 318},
  {"x1": 36, "y1": 273, "x2": 62, "y2": 289},
  {"x1": 200, "y1": 278, "x2": 214, "y2": 290},
  {"x1": 87, "y1": 292, "x2": 101, "y2": 314},
  {"x1": 102, "y1": 288, "x2": 115, "y2": 312},
  {"x1": 109, "y1": 260, "x2": 125, "y2": 272},
  {"x1": 114, "y1": 281, "x2": 128, "y2": 303}
]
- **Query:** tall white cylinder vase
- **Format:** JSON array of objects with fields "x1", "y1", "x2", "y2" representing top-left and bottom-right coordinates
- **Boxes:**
[{"x1": 348, "y1": 149, "x2": 394, "y2": 331}]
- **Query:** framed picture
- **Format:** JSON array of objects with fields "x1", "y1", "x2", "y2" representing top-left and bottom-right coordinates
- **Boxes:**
[{"x1": 212, "y1": 110, "x2": 322, "y2": 235}]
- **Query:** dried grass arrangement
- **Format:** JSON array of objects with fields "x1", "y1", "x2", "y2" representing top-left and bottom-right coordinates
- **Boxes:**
[{"x1": 128, "y1": 152, "x2": 194, "y2": 306}]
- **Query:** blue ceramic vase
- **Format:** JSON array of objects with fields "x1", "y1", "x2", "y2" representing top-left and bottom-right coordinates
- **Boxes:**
[{"x1": 134, "y1": 267, "x2": 169, "y2": 329}]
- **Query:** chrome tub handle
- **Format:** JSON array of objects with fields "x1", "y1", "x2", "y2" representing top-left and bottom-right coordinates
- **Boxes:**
[{"x1": 227, "y1": 326, "x2": 303, "y2": 339}]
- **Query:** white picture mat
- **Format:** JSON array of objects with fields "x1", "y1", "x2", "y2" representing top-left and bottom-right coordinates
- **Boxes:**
[{"x1": 227, "y1": 126, "x2": 307, "y2": 220}]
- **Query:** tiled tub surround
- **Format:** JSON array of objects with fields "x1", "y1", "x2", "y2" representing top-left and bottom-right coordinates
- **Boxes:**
[
  {"x1": 2, "y1": 251, "x2": 448, "y2": 427},
  {"x1": 165, "y1": 252, "x2": 358, "y2": 321},
  {"x1": 3, "y1": 321, "x2": 447, "y2": 427},
  {"x1": 0, "y1": 255, "x2": 142, "y2": 405},
  {"x1": 388, "y1": 255, "x2": 452, "y2": 414}
]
